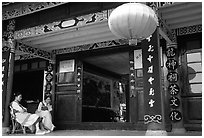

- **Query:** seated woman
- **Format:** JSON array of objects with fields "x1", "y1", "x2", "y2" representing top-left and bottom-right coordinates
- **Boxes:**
[
  {"x1": 36, "y1": 95, "x2": 55, "y2": 132},
  {"x1": 10, "y1": 92, "x2": 47, "y2": 135}
]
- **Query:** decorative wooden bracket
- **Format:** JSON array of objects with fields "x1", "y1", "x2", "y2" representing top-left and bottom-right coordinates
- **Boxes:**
[
  {"x1": 158, "y1": 16, "x2": 175, "y2": 43},
  {"x1": 16, "y1": 41, "x2": 53, "y2": 61}
]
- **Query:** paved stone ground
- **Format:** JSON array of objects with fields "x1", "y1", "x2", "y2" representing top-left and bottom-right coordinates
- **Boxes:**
[{"x1": 3, "y1": 130, "x2": 202, "y2": 136}]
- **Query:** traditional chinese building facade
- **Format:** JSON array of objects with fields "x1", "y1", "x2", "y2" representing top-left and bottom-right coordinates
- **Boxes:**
[{"x1": 2, "y1": 2, "x2": 202, "y2": 132}]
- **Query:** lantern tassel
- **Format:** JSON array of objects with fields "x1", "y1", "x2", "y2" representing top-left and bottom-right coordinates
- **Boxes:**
[{"x1": 129, "y1": 39, "x2": 137, "y2": 46}]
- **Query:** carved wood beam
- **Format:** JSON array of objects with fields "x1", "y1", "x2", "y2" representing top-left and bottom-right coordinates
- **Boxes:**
[
  {"x1": 52, "y1": 39, "x2": 129, "y2": 55},
  {"x1": 14, "y1": 9, "x2": 110, "y2": 40},
  {"x1": 16, "y1": 41, "x2": 53, "y2": 61},
  {"x1": 2, "y1": 2, "x2": 66, "y2": 20}
]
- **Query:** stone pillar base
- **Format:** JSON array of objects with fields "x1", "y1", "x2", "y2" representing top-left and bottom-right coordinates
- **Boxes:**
[
  {"x1": 145, "y1": 130, "x2": 168, "y2": 136},
  {"x1": 171, "y1": 128, "x2": 186, "y2": 134},
  {"x1": 2, "y1": 127, "x2": 10, "y2": 135}
]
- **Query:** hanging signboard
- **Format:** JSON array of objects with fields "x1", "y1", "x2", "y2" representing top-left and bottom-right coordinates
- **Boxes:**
[
  {"x1": 141, "y1": 28, "x2": 163, "y2": 124},
  {"x1": 165, "y1": 45, "x2": 182, "y2": 123},
  {"x1": 59, "y1": 59, "x2": 75, "y2": 73},
  {"x1": 134, "y1": 49, "x2": 142, "y2": 69}
]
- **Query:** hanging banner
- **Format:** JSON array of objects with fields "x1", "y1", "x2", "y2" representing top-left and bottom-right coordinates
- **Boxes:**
[
  {"x1": 2, "y1": 47, "x2": 10, "y2": 120},
  {"x1": 141, "y1": 28, "x2": 163, "y2": 124},
  {"x1": 134, "y1": 49, "x2": 142, "y2": 69}
]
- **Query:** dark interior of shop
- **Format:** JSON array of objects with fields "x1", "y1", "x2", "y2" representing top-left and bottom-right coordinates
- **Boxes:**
[
  {"x1": 81, "y1": 51, "x2": 129, "y2": 122},
  {"x1": 12, "y1": 70, "x2": 44, "y2": 113}
]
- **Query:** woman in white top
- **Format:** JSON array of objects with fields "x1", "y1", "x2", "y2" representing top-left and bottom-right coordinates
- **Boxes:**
[
  {"x1": 36, "y1": 95, "x2": 55, "y2": 132},
  {"x1": 10, "y1": 92, "x2": 46, "y2": 135}
]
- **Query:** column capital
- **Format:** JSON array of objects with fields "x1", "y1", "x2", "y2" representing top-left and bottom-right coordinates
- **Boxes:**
[
  {"x1": 49, "y1": 60, "x2": 56, "y2": 64},
  {"x1": 7, "y1": 39, "x2": 16, "y2": 53},
  {"x1": 167, "y1": 42, "x2": 178, "y2": 48}
]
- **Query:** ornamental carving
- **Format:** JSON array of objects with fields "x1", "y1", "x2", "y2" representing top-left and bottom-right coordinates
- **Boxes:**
[
  {"x1": 16, "y1": 42, "x2": 52, "y2": 61},
  {"x1": 144, "y1": 114, "x2": 162, "y2": 124},
  {"x1": 3, "y1": 2, "x2": 65, "y2": 20},
  {"x1": 14, "y1": 9, "x2": 109, "y2": 40},
  {"x1": 2, "y1": 46, "x2": 10, "y2": 52},
  {"x1": 14, "y1": 54, "x2": 36, "y2": 61},
  {"x1": 176, "y1": 24, "x2": 202, "y2": 36},
  {"x1": 45, "y1": 73, "x2": 53, "y2": 82},
  {"x1": 47, "y1": 63, "x2": 53, "y2": 72},
  {"x1": 43, "y1": 62, "x2": 54, "y2": 98},
  {"x1": 53, "y1": 39, "x2": 128, "y2": 55},
  {"x1": 45, "y1": 83, "x2": 52, "y2": 92}
]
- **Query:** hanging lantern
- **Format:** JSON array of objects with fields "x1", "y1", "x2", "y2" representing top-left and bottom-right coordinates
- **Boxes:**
[{"x1": 108, "y1": 3, "x2": 158, "y2": 45}]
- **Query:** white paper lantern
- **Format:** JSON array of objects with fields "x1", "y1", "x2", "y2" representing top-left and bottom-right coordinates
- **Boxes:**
[{"x1": 108, "y1": 3, "x2": 158, "y2": 45}]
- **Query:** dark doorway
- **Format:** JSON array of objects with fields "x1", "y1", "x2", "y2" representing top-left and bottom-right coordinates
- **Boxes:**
[
  {"x1": 12, "y1": 70, "x2": 44, "y2": 109},
  {"x1": 81, "y1": 52, "x2": 129, "y2": 122}
]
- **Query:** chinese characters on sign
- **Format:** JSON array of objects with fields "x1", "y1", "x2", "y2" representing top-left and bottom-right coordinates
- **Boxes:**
[
  {"x1": 167, "y1": 72, "x2": 178, "y2": 82},
  {"x1": 130, "y1": 52, "x2": 136, "y2": 97},
  {"x1": 77, "y1": 62, "x2": 82, "y2": 94},
  {"x1": 166, "y1": 59, "x2": 178, "y2": 70},
  {"x1": 169, "y1": 96, "x2": 180, "y2": 109},
  {"x1": 166, "y1": 47, "x2": 177, "y2": 58},
  {"x1": 141, "y1": 29, "x2": 162, "y2": 124},
  {"x1": 165, "y1": 46, "x2": 182, "y2": 122},
  {"x1": 168, "y1": 84, "x2": 180, "y2": 95},
  {"x1": 169, "y1": 110, "x2": 182, "y2": 122}
]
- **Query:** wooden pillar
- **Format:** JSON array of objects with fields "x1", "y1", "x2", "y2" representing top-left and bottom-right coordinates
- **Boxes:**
[
  {"x1": 141, "y1": 28, "x2": 167, "y2": 135},
  {"x1": 50, "y1": 56, "x2": 56, "y2": 123},
  {"x1": 129, "y1": 49, "x2": 138, "y2": 123},
  {"x1": 2, "y1": 20, "x2": 16, "y2": 133}
]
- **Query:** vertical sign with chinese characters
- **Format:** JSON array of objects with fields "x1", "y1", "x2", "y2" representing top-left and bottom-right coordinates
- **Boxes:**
[
  {"x1": 166, "y1": 45, "x2": 182, "y2": 123},
  {"x1": 142, "y1": 28, "x2": 163, "y2": 125}
]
